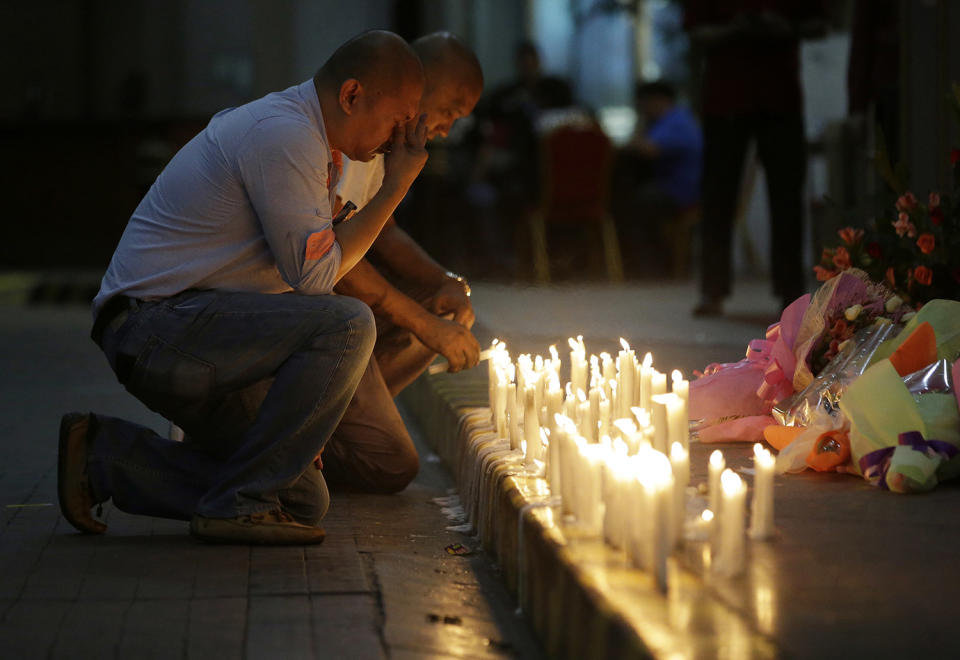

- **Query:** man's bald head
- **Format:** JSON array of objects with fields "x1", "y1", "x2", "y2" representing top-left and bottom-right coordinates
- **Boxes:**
[
  {"x1": 410, "y1": 32, "x2": 484, "y2": 140},
  {"x1": 316, "y1": 30, "x2": 423, "y2": 96},
  {"x1": 315, "y1": 30, "x2": 424, "y2": 162}
]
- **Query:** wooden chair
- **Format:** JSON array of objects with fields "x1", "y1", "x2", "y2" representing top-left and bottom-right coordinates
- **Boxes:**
[{"x1": 528, "y1": 118, "x2": 623, "y2": 283}]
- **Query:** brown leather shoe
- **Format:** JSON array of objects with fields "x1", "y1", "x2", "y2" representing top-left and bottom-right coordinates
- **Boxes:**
[
  {"x1": 57, "y1": 413, "x2": 106, "y2": 534},
  {"x1": 190, "y1": 510, "x2": 326, "y2": 545}
]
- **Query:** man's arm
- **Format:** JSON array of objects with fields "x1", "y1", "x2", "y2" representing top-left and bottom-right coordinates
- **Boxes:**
[
  {"x1": 332, "y1": 117, "x2": 429, "y2": 279},
  {"x1": 369, "y1": 218, "x2": 473, "y2": 326},
  {"x1": 334, "y1": 257, "x2": 478, "y2": 371}
]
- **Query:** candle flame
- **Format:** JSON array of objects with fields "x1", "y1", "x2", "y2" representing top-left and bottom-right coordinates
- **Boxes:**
[
  {"x1": 620, "y1": 337, "x2": 630, "y2": 351},
  {"x1": 630, "y1": 406, "x2": 650, "y2": 427},
  {"x1": 567, "y1": 337, "x2": 579, "y2": 351},
  {"x1": 600, "y1": 351, "x2": 611, "y2": 362},
  {"x1": 650, "y1": 393, "x2": 678, "y2": 405},
  {"x1": 642, "y1": 352, "x2": 653, "y2": 368},
  {"x1": 613, "y1": 418, "x2": 637, "y2": 435},
  {"x1": 701, "y1": 509, "x2": 714, "y2": 522},
  {"x1": 670, "y1": 441, "x2": 687, "y2": 459},
  {"x1": 720, "y1": 468, "x2": 743, "y2": 494},
  {"x1": 753, "y1": 442, "x2": 764, "y2": 457},
  {"x1": 710, "y1": 449, "x2": 725, "y2": 467},
  {"x1": 672, "y1": 369, "x2": 684, "y2": 383},
  {"x1": 577, "y1": 389, "x2": 587, "y2": 403},
  {"x1": 549, "y1": 344, "x2": 559, "y2": 361}
]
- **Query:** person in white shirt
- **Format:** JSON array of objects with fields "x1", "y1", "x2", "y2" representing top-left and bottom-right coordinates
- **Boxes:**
[
  {"x1": 320, "y1": 32, "x2": 484, "y2": 493},
  {"x1": 58, "y1": 31, "x2": 430, "y2": 545}
]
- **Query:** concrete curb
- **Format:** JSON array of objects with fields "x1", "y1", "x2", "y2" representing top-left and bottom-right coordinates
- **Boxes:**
[{"x1": 399, "y1": 369, "x2": 778, "y2": 659}]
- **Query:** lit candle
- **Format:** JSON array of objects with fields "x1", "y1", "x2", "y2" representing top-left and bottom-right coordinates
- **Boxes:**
[
  {"x1": 602, "y1": 440, "x2": 630, "y2": 548},
  {"x1": 568, "y1": 336, "x2": 588, "y2": 395},
  {"x1": 494, "y1": 367, "x2": 508, "y2": 438},
  {"x1": 523, "y1": 385, "x2": 541, "y2": 465},
  {"x1": 487, "y1": 339, "x2": 499, "y2": 419},
  {"x1": 617, "y1": 338, "x2": 636, "y2": 419},
  {"x1": 597, "y1": 390, "x2": 611, "y2": 441},
  {"x1": 716, "y1": 468, "x2": 747, "y2": 577},
  {"x1": 506, "y1": 381, "x2": 520, "y2": 451},
  {"x1": 629, "y1": 449, "x2": 673, "y2": 592},
  {"x1": 576, "y1": 389, "x2": 593, "y2": 443},
  {"x1": 749, "y1": 444, "x2": 776, "y2": 540},
  {"x1": 556, "y1": 415, "x2": 578, "y2": 515},
  {"x1": 580, "y1": 444, "x2": 606, "y2": 535},
  {"x1": 649, "y1": 394, "x2": 669, "y2": 454},
  {"x1": 601, "y1": 352, "x2": 616, "y2": 390},
  {"x1": 670, "y1": 441, "x2": 689, "y2": 547},
  {"x1": 652, "y1": 392, "x2": 687, "y2": 451},
  {"x1": 639, "y1": 352, "x2": 654, "y2": 411},
  {"x1": 708, "y1": 450, "x2": 725, "y2": 521}
]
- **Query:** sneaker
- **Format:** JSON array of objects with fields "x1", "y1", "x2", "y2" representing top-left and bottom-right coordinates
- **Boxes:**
[
  {"x1": 692, "y1": 297, "x2": 724, "y2": 318},
  {"x1": 57, "y1": 413, "x2": 107, "y2": 534},
  {"x1": 190, "y1": 510, "x2": 326, "y2": 545}
]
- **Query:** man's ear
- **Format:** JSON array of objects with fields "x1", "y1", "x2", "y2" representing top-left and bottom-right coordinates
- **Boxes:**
[{"x1": 339, "y1": 79, "x2": 362, "y2": 115}]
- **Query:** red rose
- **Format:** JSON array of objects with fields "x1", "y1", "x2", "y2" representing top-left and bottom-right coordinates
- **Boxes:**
[
  {"x1": 867, "y1": 241, "x2": 882, "y2": 259},
  {"x1": 914, "y1": 265, "x2": 933, "y2": 286},
  {"x1": 830, "y1": 318, "x2": 849, "y2": 337},
  {"x1": 916, "y1": 233, "x2": 936, "y2": 254},
  {"x1": 930, "y1": 206, "x2": 945, "y2": 226}
]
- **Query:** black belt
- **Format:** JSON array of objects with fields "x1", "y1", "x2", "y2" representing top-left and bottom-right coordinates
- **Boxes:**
[{"x1": 91, "y1": 295, "x2": 135, "y2": 348}]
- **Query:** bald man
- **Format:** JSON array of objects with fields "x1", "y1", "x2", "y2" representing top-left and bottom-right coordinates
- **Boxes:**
[
  {"x1": 321, "y1": 32, "x2": 484, "y2": 494},
  {"x1": 57, "y1": 31, "x2": 427, "y2": 545}
]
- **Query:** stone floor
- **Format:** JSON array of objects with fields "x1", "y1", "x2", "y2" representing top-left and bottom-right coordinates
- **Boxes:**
[{"x1": 0, "y1": 304, "x2": 543, "y2": 659}]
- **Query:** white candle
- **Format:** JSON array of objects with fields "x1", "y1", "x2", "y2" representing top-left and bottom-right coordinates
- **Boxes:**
[
  {"x1": 556, "y1": 415, "x2": 578, "y2": 515},
  {"x1": 588, "y1": 385, "x2": 601, "y2": 442},
  {"x1": 670, "y1": 442, "x2": 689, "y2": 547},
  {"x1": 708, "y1": 450, "x2": 725, "y2": 521},
  {"x1": 507, "y1": 382, "x2": 521, "y2": 451},
  {"x1": 597, "y1": 391, "x2": 611, "y2": 441},
  {"x1": 749, "y1": 444, "x2": 776, "y2": 540},
  {"x1": 580, "y1": 444, "x2": 606, "y2": 535},
  {"x1": 495, "y1": 368, "x2": 508, "y2": 438},
  {"x1": 487, "y1": 339, "x2": 499, "y2": 420},
  {"x1": 629, "y1": 449, "x2": 673, "y2": 592},
  {"x1": 652, "y1": 392, "x2": 687, "y2": 451},
  {"x1": 603, "y1": 441, "x2": 630, "y2": 548},
  {"x1": 716, "y1": 468, "x2": 747, "y2": 577},
  {"x1": 617, "y1": 338, "x2": 636, "y2": 419},
  {"x1": 523, "y1": 385, "x2": 540, "y2": 464},
  {"x1": 568, "y1": 336, "x2": 588, "y2": 395},
  {"x1": 639, "y1": 352, "x2": 654, "y2": 411},
  {"x1": 601, "y1": 352, "x2": 616, "y2": 389},
  {"x1": 546, "y1": 424, "x2": 561, "y2": 493}
]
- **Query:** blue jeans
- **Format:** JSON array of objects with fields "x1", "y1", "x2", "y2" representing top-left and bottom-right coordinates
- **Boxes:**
[{"x1": 89, "y1": 289, "x2": 375, "y2": 522}]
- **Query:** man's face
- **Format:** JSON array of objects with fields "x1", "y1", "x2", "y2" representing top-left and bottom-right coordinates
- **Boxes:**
[
  {"x1": 346, "y1": 78, "x2": 422, "y2": 162},
  {"x1": 419, "y1": 78, "x2": 481, "y2": 141}
]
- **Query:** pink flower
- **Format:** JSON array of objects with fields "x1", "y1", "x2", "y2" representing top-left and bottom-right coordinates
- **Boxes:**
[
  {"x1": 893, "y1": 213, "x2": 916, "y2": 238},
  {"x1": 895, "y1": 192, "x2": 918, "y2": 212},
  {"x1": 814, "y1": 265, "x2": 838, "y2": 282},
  {"x1": 916, "y1": 233, "x2": 936, "y2": 254},
  {"x1": 837, "y1": 227, "x2": 864, "y2": 245},
  {"x1": 832, "y1": 246, "x2": 852, "y2": 270},
  {"x1": 929, "y1": 192, "x2": 941, "y2": 208}
]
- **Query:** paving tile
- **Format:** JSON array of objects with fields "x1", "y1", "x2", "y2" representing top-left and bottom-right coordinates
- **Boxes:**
[
  {"x1": 306, "y1": 552, "x2": 370, "y2": 593},
  {"x1": 247, "y1": 594, "x2": 314, "y2": 659},
  {"x1": 249, "y1": 546, "x2": 308, "y2": 595},
  {"x1": 186, "y1": 596, "x2": 247, "y2": 660},
  {"x1": 309, "y1": 593, "x2": 384, "y2": 659},
  {"x1": 118, "y1": 598, "x2": 190, "y2": 657},
  {"x1": 50, "y1": 599, "x2": 130, "y2": 658},
  {"x1": 0, "y1": 598, "x2": 72, "y2": 658}
]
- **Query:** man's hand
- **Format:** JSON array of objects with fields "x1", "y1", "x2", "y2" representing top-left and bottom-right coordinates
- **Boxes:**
[
  {"x1": 428, "y1": 278, "x2": 475, "y2": 329},
  {"x1": 417, "y1": 314, "x2": 480, "y2": 372},
  {"x1": 382, "y1": 113, "x2": 429, "y2": 195}
]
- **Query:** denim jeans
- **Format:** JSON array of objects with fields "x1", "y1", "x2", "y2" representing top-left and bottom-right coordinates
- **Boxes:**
[{"x1": 89, "y1": 289, "x2": 375, "y2": 522}]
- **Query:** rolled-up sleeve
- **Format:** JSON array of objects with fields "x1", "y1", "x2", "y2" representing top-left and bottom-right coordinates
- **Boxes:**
[{"x1": 236, "y1": 117, "x2": 341, "y2": 294}]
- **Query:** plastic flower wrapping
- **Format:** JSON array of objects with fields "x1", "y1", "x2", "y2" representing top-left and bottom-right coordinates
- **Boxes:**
[{"x1": 689, "y1": 269, "x2": 960, "y2": 493}]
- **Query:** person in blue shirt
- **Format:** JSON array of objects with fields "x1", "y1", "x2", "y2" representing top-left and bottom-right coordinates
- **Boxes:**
[{"x1": 615, "y1": 80, "x2": 702, "y2": 277}]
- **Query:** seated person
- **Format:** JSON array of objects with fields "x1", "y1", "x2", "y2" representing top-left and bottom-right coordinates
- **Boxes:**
[
  {"x1": 614, "y1": 80, "x2": 702, "y2": 276},
  {"x1": 58, "y1": 30, "x2": 429, "y2": 545},
  {"x1": 321, "y1": 32, "x2": 484, "y2": 493}
]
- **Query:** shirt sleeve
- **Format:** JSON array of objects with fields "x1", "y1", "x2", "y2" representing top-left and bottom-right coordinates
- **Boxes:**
[
  {"x1": 647, "y1": 113, "x2": 701, "y2": 158},
  {"x1": 236, "y1": 117, "x2": 341, "y2": 295}
]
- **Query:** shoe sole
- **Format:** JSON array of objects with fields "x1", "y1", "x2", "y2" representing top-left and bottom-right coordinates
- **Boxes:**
[
  {"x1": 190, "y1": 518, "x2": 325, "y2": 546},
  {"x1": 58, "y1": 413, "x2": 106, "y2": 534}
]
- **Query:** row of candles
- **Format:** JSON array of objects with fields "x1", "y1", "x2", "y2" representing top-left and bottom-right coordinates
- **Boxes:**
[{"x1": 484, "y1": 338, "x2": 776, "y2": 585}]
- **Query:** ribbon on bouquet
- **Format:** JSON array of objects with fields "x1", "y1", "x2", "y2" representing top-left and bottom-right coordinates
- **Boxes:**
[
  {"x1": 859, "y1": 430, "x2": 958, "y2": 490},
  {"x1": 748, "y1": 321, "x2": 797, "y2": 408}
]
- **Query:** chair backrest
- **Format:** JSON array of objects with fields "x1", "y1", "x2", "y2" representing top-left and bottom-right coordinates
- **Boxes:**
[{"x1": 539, "y1": 120, "x2": 613, "y2": 223}]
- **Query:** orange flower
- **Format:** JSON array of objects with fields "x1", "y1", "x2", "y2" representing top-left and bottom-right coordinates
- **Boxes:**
[
  {"x1": 837, "y1": 227, "x2": 864, "y2": 245},
  {"x1": 916, "y1": 233, "x2": 936, "y2": 254},
  {"x1": 914, "y1": 265, "x2": 933, "y2": 286},
  {"x1": 832, "y1": 246, "x2": 851, "y2": 270},
  {"x1": 886, "y1": 267, "x2": 896, "y2": 287},
  {"x1": 814, "y1": 265, "x2": 838, "y2": 282}
]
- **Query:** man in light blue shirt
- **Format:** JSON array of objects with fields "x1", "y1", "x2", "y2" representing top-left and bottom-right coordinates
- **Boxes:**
[{"x1": 58, "y1": 31, "x2": 442, "y2": 545}]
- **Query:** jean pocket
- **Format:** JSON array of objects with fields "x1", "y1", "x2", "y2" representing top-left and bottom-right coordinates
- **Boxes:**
[{"x1": 126, "y1": 335, "x2": 216, "y2": 404}]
